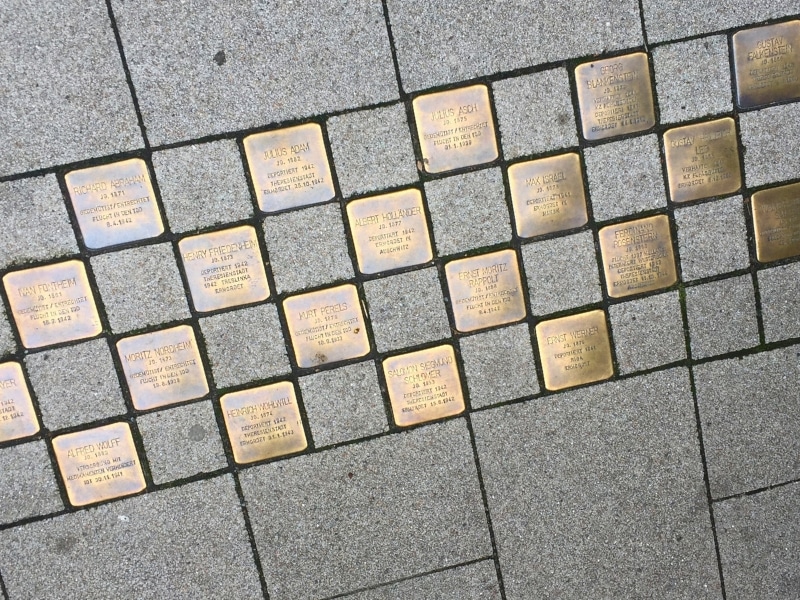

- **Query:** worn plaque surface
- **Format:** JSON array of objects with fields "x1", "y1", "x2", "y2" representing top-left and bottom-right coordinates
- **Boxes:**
[
  {"x1": 599, "y1": 215, "x2": 677, "y2": 298},
  {"x1": 733, "y1": 20, "x2": 800, "y2": 108},
  {"x1": 752, "y1": 182, "x2": 800, "y2": 262},
  {"x1": 244, "y1": 123, "x2": 335, "y2": 213},
  {"x1": 576, "y1": 52, "x2": 655, "y2": 140},
  {"x1": 536, "y1": 309, "x2": 613, "y2": 391},
  {"x1": 220, "y1": 381, "x2": 307, "y2": 464},
  {"x1": 0, "y1": 362, "x2": 39, "y2": 443},
  {"x1": 65, "y1": 158, "x2": 163, "y2": 249},
  {"x1": 53, "y1": 422, "x2": 146, "y2": 507},
  {"x1": 3, "y1": 260, "x2": 102, "y2": 349},
  {"x1": 383, "y1": 345, "x2": 464, "y2": 427},
  {"x1": 413, "y1": 84, "x2": 498, "y2": 173},
  {"x1": 508, "y1": 153, "x2": 588, "y2": 237}
]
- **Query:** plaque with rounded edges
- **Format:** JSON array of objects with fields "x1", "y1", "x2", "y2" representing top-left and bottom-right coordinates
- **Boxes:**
[
  {"x1": 751, "y1": 182, "x2": 800, "y2": 262},
  {"x1": 733, "y1": 20, "x2": 800, "y2": 108},
  {"x1": 0, "y1": 362, "x2": 39, "y2": 443}
]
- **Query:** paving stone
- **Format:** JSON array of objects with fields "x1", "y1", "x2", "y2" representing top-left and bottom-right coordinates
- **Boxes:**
[
  {"x1": 0, "y1": 302, "x2": 16, "y2": 358},
  {"x1": 0, "y1": 475, "x2": 263, "y2": 599},
  {"x1": 472, "y1": 368, "x2": 721, "y2": 599},
  {"x1": 740, "y1": 103, "x2": 800, "y2": 187},
  {"x1": 240, "y1": 418, "x2": 492, "y2": 600},
  {"x1": 758, "y1": 261, "x2": 800, "y2": 343},
  {"x1": 0, "y1": 441, "x2": 62, "y2": 526}
]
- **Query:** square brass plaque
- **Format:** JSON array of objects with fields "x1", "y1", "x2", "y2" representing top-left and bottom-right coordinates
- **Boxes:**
[
  {"x1": 53, "y1": 422, "x2": 146, "y2": 507},
  {"x1": 599, "y1": 215, "x2": 678, "y2": 298},
  {"x1": 220, "y1": 381, "x2": 307, "y2": 464},
  {"x1": 117, "y1": 325, "x2": 208, "y2": 411},
  {"x1": 383, "y1": 344, "x2": 465, "y2": 427},
  {"x1": 244, "y1": 123, "x2": 335, "y2": 213},
  {"x1": 2, "y1": 260, "x2": 102, "y2": 349},
  {"x1": 535, "y1": 309, "x2": 613, "y2": 391},
  {"x1": 65, "y1": 159, "x2": 164, "y2": 249},
  {"x1": 413, "y1": 84, "x2": 499, "y2": 173},
  {"x1": 508, "y1": 153, "x2": 589, "y2": 238},
  {"x1": 751, "y1": 182, "x2": 800, "y2": 262},
  {"x1": 733, "y1": 20, "x2": 800, "y2": 108},
  {"x1": 0, "y1": 362, "x2": 39, "y2": 443},
  {"x1": 575, "y1": 52, "x2": 655, "y2": 140},
  {"x1": 179, "y1": 225, "x2": 270, "y2": 313}
]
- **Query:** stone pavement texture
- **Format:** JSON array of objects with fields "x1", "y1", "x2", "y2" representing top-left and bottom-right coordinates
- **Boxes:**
[{"x1": 0, "y1": 1, "x2": 798, "y2": 599}]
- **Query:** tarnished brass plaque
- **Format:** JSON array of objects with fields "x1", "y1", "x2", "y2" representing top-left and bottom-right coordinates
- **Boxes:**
[
  {"x1": 752, "y1": 182, "x2": 800, "y2": 262},
  {"x1": 117, "y1": 325, "x2": 208, "y2": 411},
  {"x1": 733, "y1": 20, "x2": 800, "y2": 108},
  {"x1": 244, "y1": 123, "x2": 335, "y2": 213},
  {"x1": 535, "y1": 309, "x2": 613, "y2": 391},
  {"x1": 383, "y1": 345, "x2": 464, "y2": 427},
  {"x1": 179, "y1": 225, "x2": 269, "y2": 313},
  {"x1": 0, "y1": 362, "x2": 39, "y2": 443},
  {"x1": 65, "y1": 159, "x2": 163, "y2": 249},
  {"x1": 413, "y1": 85, "x2": 498, "y2": 173},
  {"x1": 53, "y1": 422, "x2": 145, "y2": 507},
  {"x1": 599, "y1": 215, "x2": 677, "y2": 298},
  {"x1": 576, "y1": 53, "x2": 655, "y2": 140},
  {"x1": 2, "y1": 261, "x2": 102, "y2": 349},
  {"x1": 508, "y1": 153, "x2": 588, "y2": 238},
  {"x1": 283, "y1": 284, "x2": 370, "y2": 368},
  {"x1": 220, "y1": 381, "x2": 307, "y2": 464}
]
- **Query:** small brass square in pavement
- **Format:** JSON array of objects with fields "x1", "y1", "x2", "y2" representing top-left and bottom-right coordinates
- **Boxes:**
[
  {"x1": 733, "y1": 20, "x2": 800, "y2": 108},
  {"x1": 53, "y1": 422, "x2": 146, "y2": 507},
  {"x1": 65, "y1": 158, "x2": 164, "y2": 249},
  {"x1": 413, "y1": 84, "x2": 498, "y2": 174},
  {"x1": 536, "y1": 309, "x2": 613, "y2": 391},
  {"x1": 0, "y1": 362, "x2": 39, "y2": 443},
  {"x1": 347, "y1": 188, "x2": 433, "y2": 274},
  {"x1": 575, "y1": 52, "x2": 655, "y2": 140},
  {"x1": 508, "y1": 153, "x2": 588, "y2": 238},
  {"x1": 220, "y1": 381, "x2": 307, "y2": 464},
  {"x1": 2, "y1": 260, "x2": 102, "y2": 349},
  {"x1": 752, "y1": 182, "x2": 800, "y2": 262},
  {"x1": 383, "y1": 345, "x2": 464, "y2": 427},
  {"x1": 599, "y1": 215, "x2": 677, "y2": 298},
  {"x1": 117, "y1": 325, "x2": 208, "y2": 411},
  {"x1": 244, "y1": 123, "x2": 336, "y2": 213}
]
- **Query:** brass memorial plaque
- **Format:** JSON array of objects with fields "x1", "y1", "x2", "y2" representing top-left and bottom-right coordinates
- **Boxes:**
[
  {"x1": 733, "y1": 20, "x2": 800, "y2": 108},
  {"x1": 65, "y1": 159, "x2": 163, "y2": 249},
  {"x1": 220, "y1": 381, "x2": 307, "y2": 464},
  {"x1": 412, "y1": 84, "x2": 498, "y2": 173},
  {"x1": 752, "y1": 182, "x2": 800, "y2": 262},
  {"x1": 53, "y1": 422, "x2": 146, "y2": 507},
  {"x1": 536, "y1": 309, "x2": 613, "y2": 391},
  {"x1": 2, "y1": 261, "x2": 102, "y2": 349},
  {"x1": 0, "y1": 362, "x2": 39, "y2": 443},
  {"x1": 576, "y1": 52, "x2": 655, "y2": 140},
  {"x1": 599, "y1": 215, "x2": 677, "y2": 298},
  {"x1": 508, "y1": 153, "x2": 588, "y2": 238},
  {"x1": 383, "y1": 344, "x2": 465, "y2": 427},
  {"x1": 244, "y1": 123, "x2": 335, "y2": 213}
]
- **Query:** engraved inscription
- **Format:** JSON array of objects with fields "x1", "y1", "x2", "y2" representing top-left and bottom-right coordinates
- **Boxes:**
[
  {"x1": 733, "y1": 21, "x2": 800, "y2": 108},
  {"x1": 752, "y1": 182, "x2": 800, "y2": 262},
  {"x1": 0, "y1": 362, "x2": 39, "y2": 442}
]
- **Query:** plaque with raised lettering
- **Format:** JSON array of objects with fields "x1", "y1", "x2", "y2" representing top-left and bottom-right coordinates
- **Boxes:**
[
  {"x1": 752, "y1": 182, "x2": 800, "y2": 262},
  {"x1": 383, "y1": 345, "x2": 464, "y2": 427},
  {"x1": 65, "y1": 159, "x2": 163, "y2": 249},
  {"x1": 244, "y1": 123, "x2": 335, "y2": 213},
  {"x1": 53, "y1": 422, "x2": 145, "y2": 506},
  {"x1": 733, "y1": 20, "x2": 800, "y2": 108},
  {"x1": 0, "y1": 362, "x2": 39, "y2": 443},
  {"x1": 576, "y1": 53, "x2": 655, "y2": 140},
  {"x1": 220, "y1": 381, "x2": 307, "y2": 464},
  {"x1": 413, "y1": 85, "x2": 498, "y2": 173},
  {"x1": 599, "y1": 215, "x2": 677, "y2": 298},
  {"x1": 2, "y1": 261, "x2": 102, "y2": 349}
]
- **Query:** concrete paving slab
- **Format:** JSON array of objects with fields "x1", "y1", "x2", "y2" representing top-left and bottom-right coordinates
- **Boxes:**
[
  {"x1": 758, "y1": 261, "x2": 800, "y2": 343},
  {"x1": 740, "y1": 103, "x2": 800, "y2": 187},
  {"x1": 0, "y1": 302, "x2": 16, "y2": 359},
  {"x1": 0, "y1": 440, "x2": 62, "y2": 526}
]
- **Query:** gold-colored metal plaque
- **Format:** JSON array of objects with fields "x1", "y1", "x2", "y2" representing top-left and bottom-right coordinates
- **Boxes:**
[
  {"x1": 535, "y1": 309, "x2": 613, "y2": 391},
  {"x1": 508, "y1": 153, "x2": 588, "y2": 238},
  {"x1": 65, "y1": 159, "x2": 163, "y2": 249},
  {"x1": 283, "y1": 284, "x2": 370, "y2": 368},
  {"x1": 752, "y1": 182, "x2": 800, "y2": 262},
  {"x1": 413, "y1": 84, "x2": 499, "y2": 173},
  {"x1": 220, "y1": 381, "x2": 307, "y2": 464},
  {"x1": 599, "y1": 215, "x2": 678, "y2": 298},
  {"x1": 244, "y1": 123, "x2": 335, "y2": 213},
  {"x1": 2, "y1": 261, "x2": 102, "y2": 349},
  {"x1": 383, "y1": 344, "x2": 465, "y2": 427},
  {"x1": 53, "y1": 422, "x2": 145, "y2": 507},
  {"x1": 116, "y1": 325, "x2": 208, "y2": 411},
  {"x1": 0, "y1": 362, "x2": 39, "y2": 443},
  {"x1": 733, "y1": 20, "x2": 800, "y2": 108},
  {"x1": 575, "y1": 52, "x2": 655, "y2": 140},
  {"x1": 179, "y1": 225, "x2": 269, "y2": 313}
]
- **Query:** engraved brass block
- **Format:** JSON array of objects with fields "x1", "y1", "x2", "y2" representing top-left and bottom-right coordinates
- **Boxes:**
[
  {"x1": 0, "y1": 362, "x2": 39, "y2": 443},
  {"x1": 733, "y1": 20, "x2": 800, "y2": 108},
  {"x1": 576, "y1": 52, "x2": 655, "y2": 140},
  {"x1": 413, "y1": 85, "x2": 498, "y2": 173},
  {"x1": 751, "y1": 182, "x2": 800, "y2": 262},
  {"x1": 2, "y1": 260, "x2": 102, "y2": 349}
]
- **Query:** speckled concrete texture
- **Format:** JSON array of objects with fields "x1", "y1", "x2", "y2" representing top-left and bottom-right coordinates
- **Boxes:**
[
  {"x1": 0, "y1": 302, "x2": 16, "y2": 358},
  {"x1": 758, "y1": 261, "x2": 800, "y2": 343},
  {"x1": 740, "y1": 103, "x2": 800, "y2": 187},
  {"x1": 0, "y1": 441, "x2": 62, "y2": 525}
]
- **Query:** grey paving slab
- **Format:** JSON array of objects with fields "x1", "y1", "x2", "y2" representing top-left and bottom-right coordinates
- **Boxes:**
[
  {"x1": 740, "y1": 103, "x2": 800, "y2": 187},
  {"x1": 758, "y1": 261, "x2": 800, "y2": 343},
  {"x1": 0, "y1": 302, "x2": 15, "y2": 358},
  {"x1": 240, "y1": 418, "x2": 492, "y2": 600},
  {"x1": 472, "y1": 368, "x2": 721, "y2": 599},
  {"x1": 0, "y1": 441, "x2": 62, "y2": 526},
  {"x1": 0, "y1": 475, "x2": 262, "y2": 600}
]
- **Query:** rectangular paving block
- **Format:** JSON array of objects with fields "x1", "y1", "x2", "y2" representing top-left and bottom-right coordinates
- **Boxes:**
[
  {"x1": 758, "y1": 261, "x2": 800, "y2": 343},
  {"x1": 0, "y1": 440, "x2": 62, "y2": 525},
  {"x1": 740, "y1": 103, "x2": 800, "y2": 187}
]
